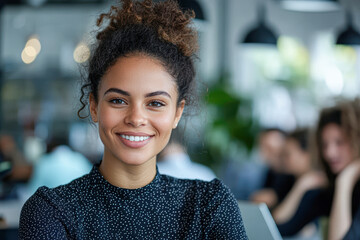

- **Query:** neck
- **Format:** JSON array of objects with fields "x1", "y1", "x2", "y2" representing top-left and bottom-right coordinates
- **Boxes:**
[{"x1": 99, "y1": 154, "x2": 157, "y2": 189}]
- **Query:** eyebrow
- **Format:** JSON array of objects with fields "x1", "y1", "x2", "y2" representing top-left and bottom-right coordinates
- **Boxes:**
[
  {"x1": 104, "y1": 88, "x2": 130, "y2": 96},
  {"x1": 104, "y1": 88, "x2": 171, "y2": 99},
  {"x1": 145, "y1": 91, "x2": 171, "y2": 99}
]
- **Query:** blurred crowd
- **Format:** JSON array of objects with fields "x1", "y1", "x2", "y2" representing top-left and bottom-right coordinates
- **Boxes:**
[{"x1": 222, "y1": 97, "x2": 360, "y2": 239}]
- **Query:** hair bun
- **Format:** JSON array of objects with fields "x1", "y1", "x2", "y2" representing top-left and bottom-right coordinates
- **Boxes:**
[{"x1": 96, "y1": 0, "x2": 198, "y2": 57}]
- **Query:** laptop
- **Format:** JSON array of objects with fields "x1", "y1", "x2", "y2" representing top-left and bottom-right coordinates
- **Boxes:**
[{"x1": 238, "y1": 201, "x2": 283, "y2": 240}]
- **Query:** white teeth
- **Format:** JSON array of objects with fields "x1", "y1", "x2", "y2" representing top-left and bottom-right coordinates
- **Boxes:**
[{"x1": 121, "y1": 135, "x2": 150, "y2": 142}]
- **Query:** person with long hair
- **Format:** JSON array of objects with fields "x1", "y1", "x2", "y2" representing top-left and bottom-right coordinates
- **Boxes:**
[
  {"x1": 19, "y1": 1, "x2": 247, "y2": 239},
  {"x1": 277, "y1": 99, "x2": 360, "y2": 239}
]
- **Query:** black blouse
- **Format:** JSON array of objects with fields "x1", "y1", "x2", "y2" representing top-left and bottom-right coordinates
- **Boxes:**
[{"x1": 19, "y1": 165, "x2": 248, "y2": 239}]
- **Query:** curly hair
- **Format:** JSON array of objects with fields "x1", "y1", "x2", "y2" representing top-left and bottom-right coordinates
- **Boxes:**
[
  {"x1": 78, "y1": 0, "x2": 198, "y2": 118},
  {"x1": 314, "y1": 98, "x2": 360, "y2": 185}
]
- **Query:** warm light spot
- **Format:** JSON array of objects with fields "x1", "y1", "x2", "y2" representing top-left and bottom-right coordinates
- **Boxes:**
[
  {"x1": 26, "y1": 37, "x2": 41, "y2": 55},
  {"x1": 24, "y1": 45, "x2": 37, "y2": 57},
  {"x1": 21, "y1": 49, "x2": 36, "y2": 64},
  {"x1": 21, "y1": 36, "x2": 41, "y2": 64},
  {"x1": 73, "y1": 43, "x2": 90, "y2": 63}
]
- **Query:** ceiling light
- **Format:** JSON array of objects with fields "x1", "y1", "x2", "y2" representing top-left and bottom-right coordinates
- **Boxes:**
[
  {"x1": 278, "y1": 0, "x2": 340, "y2": 12},
  {"x1": 242, "y1": 4, "x2": 278, "y2": 45},
  {"x1": 336, "y1": 11, "x2": 360, "y2": 46}
]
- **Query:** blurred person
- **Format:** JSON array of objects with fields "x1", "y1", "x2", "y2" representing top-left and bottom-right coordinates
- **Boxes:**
[
  {"x1": 19, "y1": 1, "x2": 248, "y2": 239},
  {"x1": 0, "y1": 134, "x2": 32, "y2": 200},
  {"x1": 250, "y1": 128, "x2": 295, "y2": 210},
  {"x1": 272, "y1": 129, "x2": 327, "y2": 237},
  {"x1": 277, "y1": 99, "x2": 360, "y2": 240},
  {"x1": 258, "y1": 128, "x2": 286, "y2": 173},
  {"x1": 157, "y1": 140, "x2": 216, "y2": 181},
  {"x1": 27, "y1": 136, "x2": 92, "y2": 194},
  {"x1": 0, "y1": 134, "x2": 32, "y2": 183}
]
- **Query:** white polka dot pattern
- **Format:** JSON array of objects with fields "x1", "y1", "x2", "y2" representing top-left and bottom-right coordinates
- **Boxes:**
[{"x1": 19, "y1": 165, "x2": 248, "y2": 239}]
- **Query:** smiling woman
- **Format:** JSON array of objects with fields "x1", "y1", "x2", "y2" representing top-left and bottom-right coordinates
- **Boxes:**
[
  {"x1": 18, "y1": 0, "x2": 248, "y2": 239},
  {"x1": 90, "y1": 56, "x2": 184, "y2": 188}
]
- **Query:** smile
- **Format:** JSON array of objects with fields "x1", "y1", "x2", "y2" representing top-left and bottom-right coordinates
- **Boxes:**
[{"x1": 120, "y1": 135, "x2": 150, "y2": 142}]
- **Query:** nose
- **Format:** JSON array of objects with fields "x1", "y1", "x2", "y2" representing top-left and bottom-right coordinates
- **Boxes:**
[
  {"x1": 324, "y1": 143, "x2": 338, "y2": 161},
  {"x1": 124, "y1": 104, "x2": 147, "y2": 127}
]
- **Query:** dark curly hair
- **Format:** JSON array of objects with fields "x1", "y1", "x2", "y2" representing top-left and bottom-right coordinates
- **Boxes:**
[
  {"x1": 314, "y1": 98, "x2": 360, "y2": 185},
  {"x1": 78, "y1": 0, "x2": 198, "y2": 118}
]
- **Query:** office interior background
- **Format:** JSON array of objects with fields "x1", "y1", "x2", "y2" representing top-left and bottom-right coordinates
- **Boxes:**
[{"x1": 0, "y1": 0, "x2": 360, "y2": 238}]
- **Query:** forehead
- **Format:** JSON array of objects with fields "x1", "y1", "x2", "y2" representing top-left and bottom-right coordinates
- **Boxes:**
[
  {"x1": 321, "y1": 123, "x2": 346, "y2": 140},
  {"x1": 99, "y1": 55, "x2": 177, "y2": 94}
]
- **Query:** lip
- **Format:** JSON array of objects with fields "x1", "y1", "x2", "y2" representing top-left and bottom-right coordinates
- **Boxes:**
[
  {"x1": 116, "y1": 132, "x2": 154, "y2": 149},
  {"x1": 118, "y1": 132, "x2": 153, "y2": 137},
  {"x1": 328, "y1": 160, "x2": 343, "y2": 171}
]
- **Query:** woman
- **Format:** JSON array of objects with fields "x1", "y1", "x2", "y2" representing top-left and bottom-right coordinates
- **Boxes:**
[
  {"x1": 19, "y1": 0, "x2": 247, "y2": 239},
  {"x1": 277, "y1": 99, "x2": 360, "y2": 239}
]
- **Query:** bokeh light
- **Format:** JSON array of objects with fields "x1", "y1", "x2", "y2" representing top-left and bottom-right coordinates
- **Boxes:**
[{"x1": 73, "y1": 42, "x2": 90, "y2": 63}]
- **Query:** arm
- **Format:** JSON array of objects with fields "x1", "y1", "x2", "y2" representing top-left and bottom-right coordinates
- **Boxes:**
[
  {"x1": 250, "y1": 189, "x2": 278, "y2": 210},
  {"x1": 277, "y1": 188, "x2": 329, "y2": 236},
  {"x1": 328, "y1": 161, "x2": 360, "y2": 240},
  {"x1": 273, "y1": 171, "x2": 327, "y2": 224},
  {"x1": 19, "y1": 189, "x2": 70, "y2": 239},
  {"x1": 204, "y1": 180, "x2": 248, "y2": 240}
]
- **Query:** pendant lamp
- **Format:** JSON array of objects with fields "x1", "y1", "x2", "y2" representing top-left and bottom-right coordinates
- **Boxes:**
[
  {"x1": 242, "y1": 4, "x2": 278, "y2": 45},
  {"x1": 336, "y1": 11, "x2": 360, "y2": 46},
  {"x1": 177, "y1": 0, "x2": 205, "y2": 20},
  {"x1": 277, "y1": 0, "x2": 340, "y2": 12}
]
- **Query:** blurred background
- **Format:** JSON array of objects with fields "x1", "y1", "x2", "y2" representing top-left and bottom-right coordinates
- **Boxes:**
[{"x1": 0, "y1": 0, "x2": 360, "y2": 239}]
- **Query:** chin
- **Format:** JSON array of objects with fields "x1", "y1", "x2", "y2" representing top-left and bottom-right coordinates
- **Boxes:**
[
  {"x1": 118, "y1": 153, "x2": 155, "y2": 166},
  {"x1": 332, "y1": 166, "x2": 344, "y2": 175}
]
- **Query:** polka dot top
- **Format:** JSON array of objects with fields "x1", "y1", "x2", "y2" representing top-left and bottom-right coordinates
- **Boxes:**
[{"x1": 19, "y1": 165, "x2": 248, "y2": 239}]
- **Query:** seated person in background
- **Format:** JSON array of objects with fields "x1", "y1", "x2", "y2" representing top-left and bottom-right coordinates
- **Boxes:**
[
  {"x1": 27, "y1": 135, "x2": 92, "y2": 194},
  {"x1": 272, "y1": 129, "x2": 326, "y2": 235},
  {"x1": 0, "y1": 134, "x2": 32, "y2": 200},
  {"x1": 157, "y1": 138, "x2": 216, "y2": 181},
  {"x1": 277, "y1": 99, "x2": 360, "y2": 240},
  {"x1": 0, "y1": 134, "x2": 32, "y2": 183},
  {"x1": 250, "y1": 128, "x2": 295, "y2": 210}
]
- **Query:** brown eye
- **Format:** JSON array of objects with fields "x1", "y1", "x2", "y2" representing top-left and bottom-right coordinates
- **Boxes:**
[
  {"x1": 109, "y1": 98, "x2": 126, "y2": 104},
  {"x1": 148, "y1": 100, "x2": 165, "y2": 107}
]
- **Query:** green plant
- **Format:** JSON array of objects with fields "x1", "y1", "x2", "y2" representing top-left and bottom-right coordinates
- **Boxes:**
[{"x1": 189, "y1": 75, "x2": 259, "y2": 171}]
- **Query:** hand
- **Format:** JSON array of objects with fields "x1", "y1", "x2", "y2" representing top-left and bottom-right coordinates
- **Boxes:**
[
  {"x1": 250, "y1": 189, "x2": 278, "y2": 209},
  {"x1": 336, "y1": 160, "x2": 360, "y2": 188},
  {"x1": 297, "y1": 171, "x2": 328, "y2": 191}
]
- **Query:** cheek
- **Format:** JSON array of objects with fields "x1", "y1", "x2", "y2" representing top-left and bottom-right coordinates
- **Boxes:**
[
  {"x1": 98, "y1": 105, "x2": 121, "y2": 131},
  {"x1": 152, "y1": 112, "x2": 176, "y2": 134},
  {"x1": 342, "y1": 145, "x2": 354, "y2": 163}
]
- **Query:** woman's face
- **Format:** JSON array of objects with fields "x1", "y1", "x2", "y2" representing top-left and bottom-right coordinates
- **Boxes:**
[
  {"x1": 321, "y1": 123, "x2": 354, "y2": 174},
  {"x1": 282, "y1": 138, "x2": 310, "y2": 177},
  {"x1": 90, "y1": 55, "x2": 184, "y2": 167}
]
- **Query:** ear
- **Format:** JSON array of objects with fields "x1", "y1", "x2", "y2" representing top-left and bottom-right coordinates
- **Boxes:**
[
  {"x1": 173, "y1": 100, "x2": 185, "y2": 129},
  {"x1": 89, "y1": 94, "x2": 98, "y2": 123}
]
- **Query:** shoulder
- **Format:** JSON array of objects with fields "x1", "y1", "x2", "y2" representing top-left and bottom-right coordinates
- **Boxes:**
[
  {"x1": 160, "y1": 174, "x2": 230, "y2": 197},
  {"x1": 23, "y1": 172, "x2": 93, "y2": 213},
  {"x1": 160, "y1": 174, "x2": 239, "y2": 215},
  {"x1": 20, "y1": 173, "x2": 94, "y2": 236}
]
